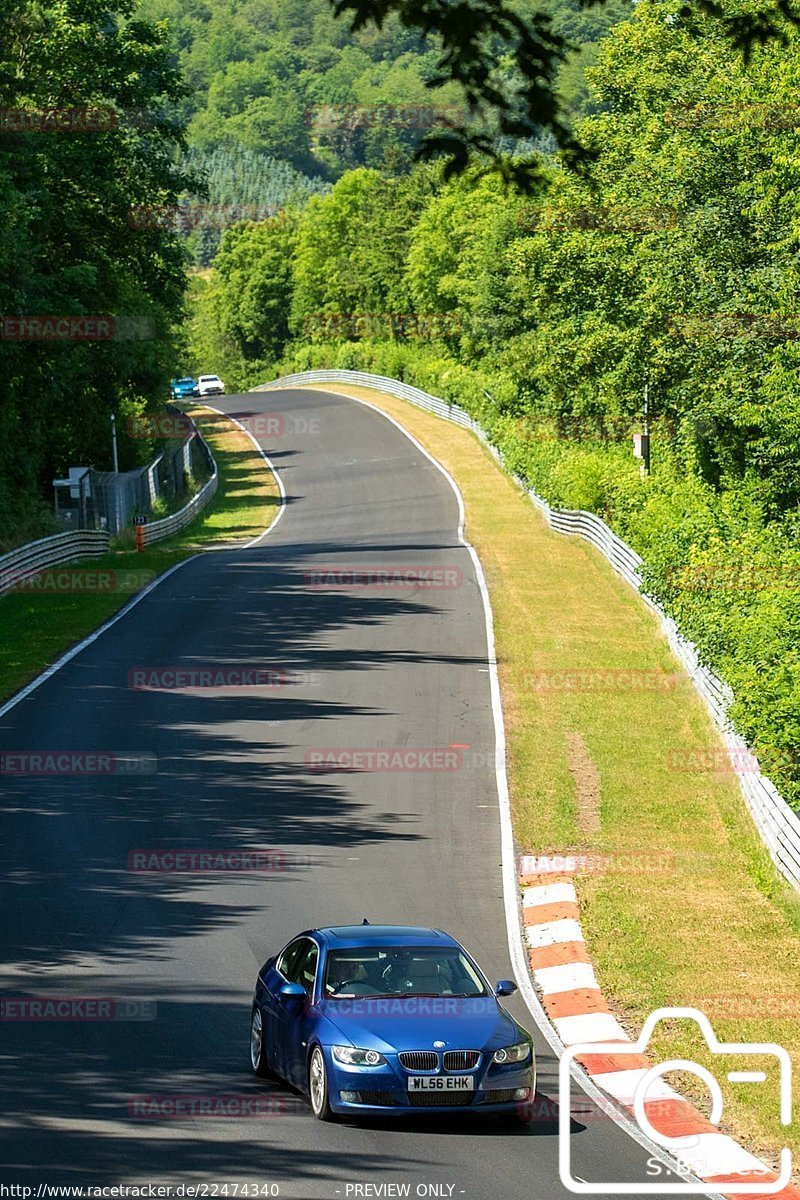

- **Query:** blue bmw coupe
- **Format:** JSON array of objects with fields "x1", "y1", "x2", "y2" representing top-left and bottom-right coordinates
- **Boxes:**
[{"x1": 249, "y1": 924, "x2": 535, "y2": 1120}]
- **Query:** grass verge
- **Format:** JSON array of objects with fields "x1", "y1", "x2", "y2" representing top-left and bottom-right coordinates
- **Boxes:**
[
  {"x1": 0, "y1": 406, "x2": 280, "y2": 705},
  {"x1": 305, "y1": 381, "x2": 800, "y2": 1171}
]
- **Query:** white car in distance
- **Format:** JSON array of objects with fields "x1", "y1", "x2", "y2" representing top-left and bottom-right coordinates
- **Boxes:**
[{"x1": 196, "y1": 374, "x2": 226, "y2": 397}]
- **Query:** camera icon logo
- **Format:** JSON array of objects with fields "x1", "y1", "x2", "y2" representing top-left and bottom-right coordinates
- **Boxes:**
[{"x1": 558, "y1": 1006, "x2": 792, "y2": 1194}]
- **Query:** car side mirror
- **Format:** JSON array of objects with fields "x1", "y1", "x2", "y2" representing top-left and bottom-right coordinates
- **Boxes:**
[
  {"x1": 279, "y1": 982, "x2": 307, "y2": 1000},
  {"x1": 495, "y1": 979, "x2": 517, "y2": 997}
]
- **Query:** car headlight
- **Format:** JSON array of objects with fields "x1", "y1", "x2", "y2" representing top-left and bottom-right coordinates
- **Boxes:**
[
  {"x1": 492, "y1": 1041, "x2": 531, "y2": 1064},
  {"x1": 332, "y1": 1045, "x2": 387, "y2": 1067}
]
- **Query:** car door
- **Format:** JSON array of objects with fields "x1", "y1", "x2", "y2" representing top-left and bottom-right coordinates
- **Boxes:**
[
  {"x1": 278, "y1": 938, "x2": 319, "y2": 1087},
  {"x1": 260, "y1": 938, "x2": 306, "y2": 1073}
]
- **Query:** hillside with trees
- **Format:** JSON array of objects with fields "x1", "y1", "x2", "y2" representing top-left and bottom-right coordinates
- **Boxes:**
[
  {"x1": 138, "y1": 0, "x2": 628, "y2": 174},
  {"x1": 189, "y1": 1, "x2": 800, "y2": 811},
  {"x1": 0, "y1": 0, "x2": 634, "y2": 550}
]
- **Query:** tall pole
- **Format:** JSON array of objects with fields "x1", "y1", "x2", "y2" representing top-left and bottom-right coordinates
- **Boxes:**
[
  {"x1": 643, "y1": 378, "x2": 651, "y2": 475},
  {"x1": 111, "y1": 413, "x2": 119, "y2": 473}
]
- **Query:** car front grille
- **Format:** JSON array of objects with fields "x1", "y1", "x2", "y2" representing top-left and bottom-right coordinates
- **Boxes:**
[
  {"x1": 398, "y1": 1050, "x2": 438, "y2": 1072},
  {"x1": 443, "y1": 1050, "x2": 480, "y2": 1071},
  {"x1": 407, "y1": 1090, "x2": 474, "y2": 1107}
]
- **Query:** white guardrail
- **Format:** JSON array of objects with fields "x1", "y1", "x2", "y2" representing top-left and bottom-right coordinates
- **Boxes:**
[
  {"x1": 260, "y1": 368, "x2": 800, "y2": 892},
  {"x1": 0, "y1": 530, "x2": 111, "y2": 597}
]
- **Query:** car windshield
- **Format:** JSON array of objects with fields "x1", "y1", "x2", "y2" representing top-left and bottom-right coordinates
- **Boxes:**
[
  {"x1": 199, "y1": 375, "x2": 219, "y2": 382},
  {"x1": 323, "y1": 946, "x2": 488, "y2": 998}
]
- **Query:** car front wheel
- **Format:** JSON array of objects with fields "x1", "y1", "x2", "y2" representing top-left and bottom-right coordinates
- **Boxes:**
[
  {"x1": 308, "y1": 1046, "x2": 334, "y2": 1120},
  {"x1": 250, "y1": 1006, "x2": 272, "y2": 1077}
]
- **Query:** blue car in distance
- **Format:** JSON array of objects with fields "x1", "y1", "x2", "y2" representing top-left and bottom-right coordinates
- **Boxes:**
[
  {"x1": 249, "y1": 924, "x2": 535, "y2": 1121},
  {"x1": 170, "y1": 376, "x2": 197, "y2": 400}
]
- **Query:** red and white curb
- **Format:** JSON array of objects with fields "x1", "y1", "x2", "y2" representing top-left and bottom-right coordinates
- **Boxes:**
[{"x1": 520, "y1": 857, "x2": 798, "y2": 1197}]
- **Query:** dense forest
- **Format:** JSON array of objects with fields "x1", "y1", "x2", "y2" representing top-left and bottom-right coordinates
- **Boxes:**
[
  {"x1": 188, "y1": 2, "x2": 800, "y2": 810},
  {"x1": 139, "y1": 0, "x2": 632, "y2": 264},
  {"x1": 0, "y1": 0, "x2": 193, "y2": 546},
  {"x1": 137, "y1": 0, "x2": 631, "y2": 173}
]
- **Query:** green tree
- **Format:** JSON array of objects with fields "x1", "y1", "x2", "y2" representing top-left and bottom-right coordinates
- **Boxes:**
[{"x1": 0, "y1": 0, "x2": 193, "y2": 540}]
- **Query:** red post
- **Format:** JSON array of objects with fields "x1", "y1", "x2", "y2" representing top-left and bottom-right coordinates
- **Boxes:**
[{"x1": 135, "y1": 524, "x2": 145, "y2": 552}]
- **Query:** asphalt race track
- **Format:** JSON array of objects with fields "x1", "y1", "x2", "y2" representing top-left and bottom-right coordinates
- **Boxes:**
[{"x1": 0, "y1": 388, "x2": 689, "y2": 1198}]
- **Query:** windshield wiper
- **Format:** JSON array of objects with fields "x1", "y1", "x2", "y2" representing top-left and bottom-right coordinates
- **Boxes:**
[{"x1": 385, "y1": 992, "x2": 441, "y2": 999}]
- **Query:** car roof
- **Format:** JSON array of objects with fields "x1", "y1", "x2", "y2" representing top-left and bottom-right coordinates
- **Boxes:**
[{"x1": 315, "y1": 924, "x2": 457, "y2": 949}]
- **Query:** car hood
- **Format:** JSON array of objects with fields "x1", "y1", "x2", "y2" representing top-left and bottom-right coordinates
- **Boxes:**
[{"x1": 317, "y1": 996, "x2": 524, "y2": 1054}]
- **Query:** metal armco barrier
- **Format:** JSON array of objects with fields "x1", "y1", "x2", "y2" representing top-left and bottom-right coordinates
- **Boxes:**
[
  {"x1": 136, "y1": 412, "x2": 219, "y2": 548},
  {"x1": 260, "y1": 368, "x2": 800, "y2": 892},
  {"x1": 137, "y1": 471, "x2": 218, "y2": 547},
  {"x1": 0, "y1": 530, "x2": 111, "y2": 597},
  {"x1": 6, "y1": 414, "x2": 218, "y2": 572}
]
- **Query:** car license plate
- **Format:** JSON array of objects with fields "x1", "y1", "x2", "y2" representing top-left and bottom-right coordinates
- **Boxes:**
[{"x1": 407, "y1": 1075, "x2": 474, "y2": 1092}]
